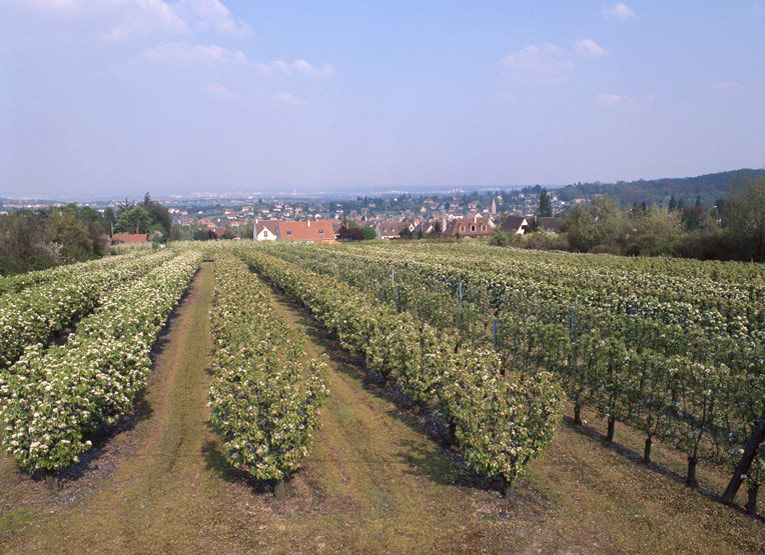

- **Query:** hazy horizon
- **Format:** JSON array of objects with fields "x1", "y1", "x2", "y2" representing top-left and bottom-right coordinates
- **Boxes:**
[{"x1": 2, "y1": 1, "x2": 764, "y2": 197}]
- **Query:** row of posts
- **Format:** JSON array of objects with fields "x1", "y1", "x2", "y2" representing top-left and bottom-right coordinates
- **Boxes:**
[
  {"x1": 390, "y1": 268, "x2": 585, "y2": 349},
  {"x1": 388, "y1": 269, "x2": 641, "y2": 352}
]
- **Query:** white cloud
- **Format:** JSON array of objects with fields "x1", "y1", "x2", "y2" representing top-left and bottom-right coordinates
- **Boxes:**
[
  {"x1": 253, "y1": 60, "x2": 292, "y2": 76},
  {"x1": 20, "y1": 0, "x2": 251, "y2": 40},
  {"x1": 291, "y1": 59, "x2": 334, "y2": 78},
  {"x1": 597, "y1": 92, "x2": 657, "y2": 108},
  {"x1": 202, "y1": 82, "x2": 238, "y2": 99},
  {"x1": 500, "y1": 40, "x2": 605, "y2": 86},
  {"x1": 500, "y1": 43, "x2": 575, "y2": 86},
  {"x1": 254, "y1": 59, "x2": 335, "y2": 78},
  {"x1": 178, "y1": 0, "x2": 251, "y2": 37},
  {"x1": 109, "y1": 0, "x2": 191, "y2": 40},
  {"x1": 271, "y1": 92, "x2": 300, "y2": 105},
  {"x1": 143, "y1": 41, "x2": 247, "y2": 64},
  {"x1": 16, "y1": 0, "x2": 80, "y2": 9},
  {"x1": 603, "y1": 2, "x2": 636, "y2": 20},
  {"x1": 597, "y1": 93, "x2": 623, "y2": 105},
  {"x1": 572, "y1": 38, "x2": 608, "y2": 58}
]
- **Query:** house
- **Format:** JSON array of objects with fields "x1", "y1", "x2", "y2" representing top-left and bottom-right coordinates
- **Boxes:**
[
  {"x1": 376, "y1": 220, "x2": 412, "y2": 239},
  {"x1": 254, "y1": 220, "x2": 279, "y2": 241},
  {"x1": 442, "y1": 216, "x2": 495, "y2": 239},
  {"x1": 412, "y1": 220, "x2": 437, "y2": 235},
  {"x1": 210, "y1": 228, "x2": 239, "y2": 240},
  {"x1": 536, "y1": 217, "x2": 559, "y2": 233},
  {"x1": 111, "y1": 233, "x2": 148, "y2": 244},
  {"x1": 500, "y1": 216, "x2": 530, "y2": 235},
  {"x1": 331, "y1": 220, "x2": 344, "y2": 240},
  {"x1": 277, "y1": 220, "x2": 337, "y2": 243}
]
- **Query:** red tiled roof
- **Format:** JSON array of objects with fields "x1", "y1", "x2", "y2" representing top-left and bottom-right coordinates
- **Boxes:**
[
  {"x1": 278, "y1": 220, "x2": 336, "y2": 242},
  {"x1": 443, "y1": 219, "x2": 495, "y2": 237}
]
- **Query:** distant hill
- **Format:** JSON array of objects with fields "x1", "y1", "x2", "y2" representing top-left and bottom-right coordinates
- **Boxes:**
[{"x1": 554, "y1": 168, "x2": 765, "y2": 207}]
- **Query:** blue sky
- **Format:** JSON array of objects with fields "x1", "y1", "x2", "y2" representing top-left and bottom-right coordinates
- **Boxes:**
[{"x1": 1, "y1": 1, "x2": 764, "y2": 196}]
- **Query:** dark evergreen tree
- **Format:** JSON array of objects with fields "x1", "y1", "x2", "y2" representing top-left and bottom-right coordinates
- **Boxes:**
[{"x1": 539, "y1": 189, "x2": 553, "y2": 217}]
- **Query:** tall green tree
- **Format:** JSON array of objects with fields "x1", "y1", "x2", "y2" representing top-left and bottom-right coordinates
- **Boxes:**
[
  {"x1": 103, "y1": 207, "x2": 117, "y2": 235},
  {"x1": 115, "y1": 206, "x2": 152, "y2": 235},
  {"x1": 626, "y1": 203, "x2": 683, "y2": 256},
  {"x1": 0, "y1": 208, "x2": 105, "y2": 275},
  {"x1": 725, "y1": 175, "x2": 765, "y2": 260},
  {"x1": 563, "y1": 196, "x2": 625, "y2": 252},
  {"x1": 538, "y1": 188, "x2": 552, "y2": 217},
  {"x1": 44, "y1": 207, "x2": 105, "y2": 261}
]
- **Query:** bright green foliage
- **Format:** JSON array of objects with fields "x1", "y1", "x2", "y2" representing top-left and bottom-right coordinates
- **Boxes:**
[
  {"x1": 208, "y1": 253, "x2": 328, "y2": 481},
  {"x1": 239, "y1": 247, "x2": 563, "y2": 488},
  {"x1": 254, "y1": 241, "x2": 764, "y2": 491},
  {"x1": 0, "y1": 250, "x2": 202, "y2": 471},
  {"x1": 0, "y1": 249, "x2": 178, "y2": 370}
]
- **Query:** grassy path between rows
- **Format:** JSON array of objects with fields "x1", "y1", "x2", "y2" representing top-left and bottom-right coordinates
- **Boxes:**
[{"x1": 0, "y1": 261, "x2": 761, "y2": 553}]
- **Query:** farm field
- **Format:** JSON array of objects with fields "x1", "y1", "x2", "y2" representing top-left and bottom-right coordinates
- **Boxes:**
[{"x1": 0, "y1": 243, "x2": 761, "y2": 553}]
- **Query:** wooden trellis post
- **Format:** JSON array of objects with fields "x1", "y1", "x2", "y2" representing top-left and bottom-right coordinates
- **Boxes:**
[{"x1": 721, "y1": 413, "x2": 765, "y2": 505}]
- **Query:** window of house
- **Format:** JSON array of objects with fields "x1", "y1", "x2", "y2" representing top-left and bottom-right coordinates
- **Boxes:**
[
  {"x1": 471, "y1": 225, "x2": 476, "y2": 231},
  {"x1": 459, "y1": 226, "x2": 465, "y2": 232},
  {"x1": 481, "y1": 225, "x2": 486, "y2": 231},
  {"x1": 318, "y1": 229, "x2": 324, "y2": 234},
  {"x1": 286, "y1": 231, "x2": 292, "y2": 236}
]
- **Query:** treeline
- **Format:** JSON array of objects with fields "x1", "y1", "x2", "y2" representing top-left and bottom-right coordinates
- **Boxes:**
[
  {"x1": 555, "y1": 168, "x2": 765, "y2": 206},
  {"x1": 0, "y1": 205, "x2": 106, "y2": 275},
  {"x1": 495, "y1": 174, "x2": 765, "y2": 262},
  {"x1": 0, "y1": 193, "x2": 173, "y2": 276}
]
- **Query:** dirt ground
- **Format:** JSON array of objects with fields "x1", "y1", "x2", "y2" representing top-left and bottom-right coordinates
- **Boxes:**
[{"x1": 0, "y1": 262, "x2": 762, "y2": 554}]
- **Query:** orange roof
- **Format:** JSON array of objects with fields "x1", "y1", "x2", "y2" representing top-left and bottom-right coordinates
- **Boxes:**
[
  {"x1": 112, "y1": 234, "x2": 148, "y2": 243},
  {"x1": 278, "y1": 220, "x2": 336, "y2": 242},
  {"x1": 443, "y1": 219, "x2": 495, "y2": 237}
]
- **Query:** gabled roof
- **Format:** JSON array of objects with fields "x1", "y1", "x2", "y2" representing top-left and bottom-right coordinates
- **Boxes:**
[
  {"x1": 278, "y1": 220, "x2": 336, "y2": 241},
  {"x1": 537, "y1": 217, "x2": 559, "y2": 233},
  {"x1": 255, "y1": 220, "x2": 279, "y2": 235},
  {"x1": 376, "y1": 220, "x2": 410, "y2": 237},
  {"x1": 500, "y1": 216, "x2": 530, "y2": 233},
  {"x1": 443, "y1": 218, "x2": 495, "y2": 237},
  {"x1": 412, "y1": 220, "x2": 436, "y2": 234}
]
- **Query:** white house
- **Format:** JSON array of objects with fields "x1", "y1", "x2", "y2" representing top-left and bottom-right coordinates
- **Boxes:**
[
  {"x1": 254, "y1": 220, "x2": 279, "y2": 241},
  {"x1": 500, "y1": 216, "x2": 530, "y2": 235}
]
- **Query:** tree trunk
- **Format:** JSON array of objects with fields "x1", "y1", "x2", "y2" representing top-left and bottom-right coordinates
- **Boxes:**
[
  {"x1": 448, "y1": 421, "x2": 457, "y2": 446},
  {"x1": 643, "y1": 435, "x2": 652, "y2": 464},
  {"x1": 606, "y1": 417, "x2": 615, "y2": 443},
  {"x1": 45, "y1": 473, "x2": 60, "y2": 491},
  {"x1": 273, "y1": 479, "x2": 286, "y2": 499},
  {"x1": 503, "y1": 480, "x2": 515, "y2": 503},
  {"x1": 573, "y1": 404, "x2": 582, "y2": 426},
  {"x1": 745, "y1": 483, "x2": 759, "y2": 516},
  {"x1": 686, "y1": 456, "x2": 698, "y2": 488}
]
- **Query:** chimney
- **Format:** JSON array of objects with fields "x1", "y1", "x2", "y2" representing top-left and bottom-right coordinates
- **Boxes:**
[{"x1": 307, "y1": 220, "x2": 311, "y2": 227}]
